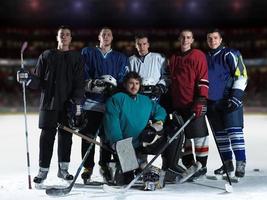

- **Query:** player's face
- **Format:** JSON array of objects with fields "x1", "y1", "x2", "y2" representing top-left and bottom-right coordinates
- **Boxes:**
[
  {"x1": 125, "y1": 78, "x2": 140, "y2": 95},
  {"x1": 57, "y1": 29, "x2": 72, "y2": 47},
  {"x1": 179, "y1": 31, "x2": 194, "y2": 52},
  {"x1": 207, "y1": 32, "x2": 222, "y2": 49},
  {"x1": 135, "y1": 37, "x2": 150, "y2": 56},
  {"x1": 98, "y1": 29, "x2": 113, "y2": 46}
]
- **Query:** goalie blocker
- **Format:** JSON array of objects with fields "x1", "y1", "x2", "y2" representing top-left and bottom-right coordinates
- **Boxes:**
[{"x1": 138, "y1": 112, "x2": 185, "y2": 171}]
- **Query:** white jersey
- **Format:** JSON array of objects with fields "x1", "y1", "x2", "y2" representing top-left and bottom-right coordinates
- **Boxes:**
[{"x1": 129, "y1": 52, "x2": 168, "y2": 86}]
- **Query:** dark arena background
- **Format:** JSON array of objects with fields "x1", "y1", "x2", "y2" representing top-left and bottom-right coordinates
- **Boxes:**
[{"x1": 1, "y1": 0, "x2": 267, "y2": 112}]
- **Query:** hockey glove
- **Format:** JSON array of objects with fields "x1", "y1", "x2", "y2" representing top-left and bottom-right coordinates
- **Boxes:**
[
  {"x1": 67, "y1": 101, "x2": 86, "y2": 130},
  {"x1": 17, "y1": 69, "x2": 31, "y2": 84},
  {"x1": 226, "y1": 89, "x2": 244, "y2": 112},
  {"x1": 192, "y1": 97, "x2": 207, "y2": 118},
  {"x1": 152, "y1": 84, "x2": 167, "y2": 98}
]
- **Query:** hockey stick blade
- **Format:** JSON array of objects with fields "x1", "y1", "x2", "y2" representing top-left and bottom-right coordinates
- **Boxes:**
[
  {"x1": 46, "y1": 129, "x2": 100, "y2": 196},
  {"x1": 225, "y1": 183, "x2": 233, "y2": 193},
  {"x1": 21, "y1": 41, "x2": 28, "y2": 53},
  {"x1": 46, "y1": 186, "x2": 71, "y2": 196},
  {"x1": 102, "y1": 184, "x2": 127, "y2": 193}
]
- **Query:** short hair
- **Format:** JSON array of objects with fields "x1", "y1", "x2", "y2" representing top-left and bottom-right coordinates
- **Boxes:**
[
  {"x1": 99, "y1": 27, "x2": 112, "y2": 34},
  {"x1": 57, "y1": 25, "x2": 71, "y2": 34},
  {"x1": 123, "y1": 71, "x2": 142, "y2": 85},
  {"x1": 179, "y1": 29, "x2": 194, "y2": 37},
  {"x1": 134, "y1": 33, "x2": 149, "y2": 43},
  {"x1": 207, "y1": 28, "x2": 223, "y2": 37}
]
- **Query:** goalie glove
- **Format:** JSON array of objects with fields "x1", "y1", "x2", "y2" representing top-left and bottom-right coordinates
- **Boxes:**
[{"x1": 140, "y1": 121, "x2": 164, "y2": 147}]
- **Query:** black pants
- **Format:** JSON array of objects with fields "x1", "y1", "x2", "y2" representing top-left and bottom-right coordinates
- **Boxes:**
[
  {"x1": 80, "y1": 110, "x2": 111, "y2": 169},
  {"x1": 38, "y1": 110, "x2": 72, "y2": 168}
]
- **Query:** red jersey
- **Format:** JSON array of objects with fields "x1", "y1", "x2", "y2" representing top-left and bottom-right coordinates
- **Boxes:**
[{"x1": 168, "y1": 49, "x2": 209, "y2": 109}]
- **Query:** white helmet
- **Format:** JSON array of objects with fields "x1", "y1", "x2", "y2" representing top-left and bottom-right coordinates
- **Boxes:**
[
  {"x1": 100, "y1": 75, "x2": 117, "y2": 87},
  {"x1": 142, "y1": 78, "x2": 155, "y2": 86}
]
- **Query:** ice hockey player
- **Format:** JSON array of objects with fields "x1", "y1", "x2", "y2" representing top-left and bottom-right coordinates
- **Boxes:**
[
  {"x1": 166, "y1": 29, "x2": 209, "y2": 181},
  {"x1": 128, "y1": 33, "x2": 169, "y2": 178},
  {"x1": 129, "y1": 33, "x2": 168, "y2": 102},
  {"x1": 17, "y1": 26, "x2": 85, "y2": 184},
  {"x1": 206, "y1": 29, "x2": 248, "y2": 178},
  {"x1": 103, "y1": 71, "x2": 167, "y2": 190},
  {"x1": 80, "y1": 27, "x2": 129, "y2": 184}
]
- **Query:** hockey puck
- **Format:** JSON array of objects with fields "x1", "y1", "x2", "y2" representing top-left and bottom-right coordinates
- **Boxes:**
[{"x1": 253, "y1": 168, "x2": 260, "y2": 172}]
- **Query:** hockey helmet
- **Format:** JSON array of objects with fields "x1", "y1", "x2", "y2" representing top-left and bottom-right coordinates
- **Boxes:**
[
  {"x1": 141, "y1": 77, "x2": 155, "y2": 86},
  {"x1": 100, "y1": 75, "x2": 117, "y2": 87}
]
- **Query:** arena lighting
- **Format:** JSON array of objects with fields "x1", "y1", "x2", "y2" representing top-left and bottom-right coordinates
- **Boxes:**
[
  {"x1": 29, "y1": 0, "x2": 40, "y2": 11},
  {"x1": 73, "y1": 0, "x2": 83, "y2": 10},
  {"x1": 175, "y1": 0, "x2": 184, "y2": 9},
  {"x1": 130, "y1": 0, "x2": 141, "y2": 11},
  {"x1": 115, "y1": 0, "x2": 126, "y2": 12},
  {"x1": 187, "y1": 0, "x2": 198, "y2": 11},
  {"x1": 232, "y1": 0, "x2": 242, "y2": 12}
]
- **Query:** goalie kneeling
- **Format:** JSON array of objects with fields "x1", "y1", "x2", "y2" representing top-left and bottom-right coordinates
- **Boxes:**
[{"x1": 102, "y1": 71, "x2": 167, "y2": 190}]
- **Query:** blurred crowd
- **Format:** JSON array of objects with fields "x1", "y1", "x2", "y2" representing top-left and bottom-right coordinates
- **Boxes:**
[
  {"x1": 1, "y1": 27, "x2": 267, "y2": 112},
  {"x1": 1, "y1": 64, "x2": 267, "y2": 113}
]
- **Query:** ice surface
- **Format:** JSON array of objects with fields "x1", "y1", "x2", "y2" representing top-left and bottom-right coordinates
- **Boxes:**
[{"x1": 0, "y1": 113, "x2": 267, "y2": 200}]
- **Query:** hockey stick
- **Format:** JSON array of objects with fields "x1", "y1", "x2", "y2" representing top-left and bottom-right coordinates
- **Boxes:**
[
  {"x1": 19, "y1": 41, "x2": 32, "y2": 189},
  {"x1": 103, "y1": 113, "x2": 196, "y2": 193},
  {"x1": 205, "y1": 116, "x2": 233, "y2": 193},
  {"x1": 58, "y1": 124, "x2": 113, "y2": 153},
  {"x1": 45, "y1": 129, "x2": 100, "y2": 196},
  {"x1": 60, "y1": 124, "x2": 139, "y2": 172}
]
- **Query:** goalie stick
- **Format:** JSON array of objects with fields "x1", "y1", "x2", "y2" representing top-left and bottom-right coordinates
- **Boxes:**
[
  {"x1": 19, "y1": 41, "x2": 32, "y2": 189},
  {"x1": 45, "y1": 129, "x2": 100, "y2": 196},
  {"x1": 103, "y1": 113, "x2": 196, "y2": 193}
]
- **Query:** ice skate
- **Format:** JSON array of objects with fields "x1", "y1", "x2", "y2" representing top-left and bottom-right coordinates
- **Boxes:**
[
  {"x1": 34, "y1": 167, "x2": 49, "y2": 189},
  {"x1": 235, "y1": 160, "x2": 246, "y2": 178},
  {"x1": 214, "y1": 160, "x2": 234, "y2": 176},
  {"x1": 81, "y1": 167, "x2": 93, "y2": 184},
  {"x1": 187, "y1": 166, "x2": 207, "y2": 182},
  {"x1": 57, "y1": 162, "x2": 73, "y2": 181},
  {"x1": 100, "y1": 165, "x2": 112, "y2": 183}
]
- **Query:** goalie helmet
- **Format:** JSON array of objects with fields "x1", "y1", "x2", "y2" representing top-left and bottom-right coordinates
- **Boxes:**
[
  {"x1": 143, "y1": 166, "x2": 165, "y2": 191},
  {"x1": 100, "y1": 75, "x2": 117, "y2": 87}
]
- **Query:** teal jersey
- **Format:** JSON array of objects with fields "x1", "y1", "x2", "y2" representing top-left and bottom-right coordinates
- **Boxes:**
[{"x1": 103, "y1": 92, "x2": 166, "y2": 147}]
